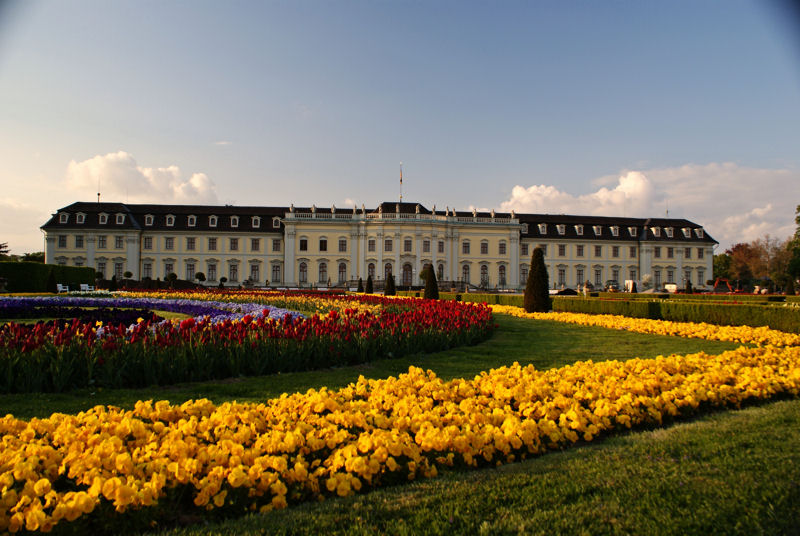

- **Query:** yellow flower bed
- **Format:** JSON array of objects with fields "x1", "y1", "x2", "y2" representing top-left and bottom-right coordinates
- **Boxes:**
[
  {"x1": 491, "y1": 305, "x2": 800, "y2": 347},
  {"x1": 3, "y1": 341, "x2": 800, "y2": 532}
]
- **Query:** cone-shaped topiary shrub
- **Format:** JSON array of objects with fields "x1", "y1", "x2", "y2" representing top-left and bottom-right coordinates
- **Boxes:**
[
  {"x1": 423, "y1": 265, "x2": 439, "y2": 300},
  {"x1": 523, "y1": 246, "x2": 550, "y2": 312}
]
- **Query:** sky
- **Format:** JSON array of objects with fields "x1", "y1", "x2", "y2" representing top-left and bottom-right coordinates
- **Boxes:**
[{"x1": 1, "y1": 0, "x2": 799, "y2": 255}]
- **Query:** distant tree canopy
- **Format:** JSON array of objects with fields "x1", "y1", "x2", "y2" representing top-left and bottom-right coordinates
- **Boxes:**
[{"x1": 0, "y1": 242, "x2": 9, "y2": 257}]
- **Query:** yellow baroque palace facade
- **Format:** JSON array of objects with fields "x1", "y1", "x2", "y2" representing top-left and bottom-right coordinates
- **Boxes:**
[{"x1": 41, "y1": 201, "x2": 716, "y2": 290}]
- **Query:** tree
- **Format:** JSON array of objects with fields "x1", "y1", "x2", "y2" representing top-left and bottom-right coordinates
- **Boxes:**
[
  {"x1": 357, "y1": 277, "x2": 364, "y2": 292},
  {"x1": 0, "y1": 242, "x2": 8, "y2": 257},
  {"x1": 219, "y1": 276, "x2": 228, "y2": 289},
  {"x1": 365, "y1": 275, "x2": 373, "y2": 294},
  {"x1": 123, "y1": 271, "x2": 133, "y2": 280},
  {"x1": 384, "y1": 274, "x2": 396, "y2": 296},
  {"x1": 523, "y1": 247, "x2": 550, "y2": 312},
  {"x1": 195, "y1": 272, "x2": 206, "y2": 283},
  {"x1": 713, "y1": 253, "x2": 732, "y2": 280},
  {"x1": 423, "y1": 264, "x2": 439, "y2": 300}
]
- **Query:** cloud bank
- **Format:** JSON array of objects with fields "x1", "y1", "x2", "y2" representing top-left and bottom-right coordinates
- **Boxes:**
[
  {"x1": 499, "y1": 162, "x2": 797, "y2": 251},
  {"x1": 65, "y1": 151, "x2": 219, "y2": 204}
]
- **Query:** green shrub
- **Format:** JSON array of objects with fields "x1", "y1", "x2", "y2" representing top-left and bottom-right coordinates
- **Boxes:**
[
  {"x1": 524, "y1": 247, "x2": 550, "y2": 312},
  {"x1": 0, "y1": 262, "x2": 95, "y2": 292},
  {"x1": 423, "y1": 265, "x2": 439, "y2": 300}
]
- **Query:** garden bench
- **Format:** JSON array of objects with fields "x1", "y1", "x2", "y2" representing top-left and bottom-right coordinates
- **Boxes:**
[
  {"x1": 80, "y1": 283, "x2": 95, "y2": 291},
  {"x1": 56, "y1": 284, "x2": 70, "y2": 293}
]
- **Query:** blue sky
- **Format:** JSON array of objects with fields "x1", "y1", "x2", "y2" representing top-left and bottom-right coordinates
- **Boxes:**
[{"x1": 1, "y1": 0, "x2": 799, "y2": 254}]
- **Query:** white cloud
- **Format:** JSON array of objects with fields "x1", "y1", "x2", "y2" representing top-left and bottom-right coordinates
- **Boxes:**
[
  {"x1": 65, "y1": 151, "x2": 218, "y2": 204},
  {"x1": 213, "y1": 141, "x2": 232, "y2": 146},
  {"x1": 0, "y1": 199, "x2": 51, "y2": 254},
  {"x1": 499, "y1": 162, "x2": 798, "y2": 250}
]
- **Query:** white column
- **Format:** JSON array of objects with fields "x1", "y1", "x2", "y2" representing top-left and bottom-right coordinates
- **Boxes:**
[
  {"x1": 358, "y1": 221, "x2": 367, "y2": 279},
  {"x1": 510, "y1": 234, "x2": 520, "y2": 289},
  {"x1": 86, "y1": 236, "x2": 96, "y2": 270},
  {"x1": 125, "y1": 235, "x2": 140, "y2": 279},
  {"x1": 394, "y1": 231, "x2": 401, "y2": 282},
  {"x1": 350, "y1": 229, "x2": 358, "y2": 281},
  {"x1": 377, "y1": 230, "x2": 384, "y2": 282},
  {"x1": 415, "y1": 230, "x2": 422, "y2": 284},
  {"x1": 284, "y1": 224, "x2": 296, "y2": 285},
  {"x1": 45, "y1": 235, "x2": 56, "y2": 265}
]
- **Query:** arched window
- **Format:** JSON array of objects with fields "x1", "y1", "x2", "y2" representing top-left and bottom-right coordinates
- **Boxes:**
[
  {"x1": 437, "y1": 263, "x2": 444, "y2": 281},
  {"x1": 368, "y1": 263, "x2": 375, "y2": 279},
  {"x1": 402, "y1": 263, "x2": 413, "y2": 286},
  {"x1": 319, "y1": 263, "x2": 328, "y2": 284},
  {"x1": 299, "y1": 262, "x2": 307, "y2": 283},
  {"x1": 499, "y1": 265, "x2": 506, "y2": 285},
  {"x1": 338, "y1": 263, "x2": 347, "y2": 283},
  {"x1": 480, "y1": 265, "x2": 489, "y2": 285},
  {"x1": 462, "y1": 264, "x2": 470, "y2": 283},
  {"x1": 384, "y1": 263, "x2": 393, "y2": 281},
  {"x1": 271, "y1": 264, "x2": 281, "y2": 283},
  {"x1": 521, "y1": 265, "x2": 529, "y2": 285}
]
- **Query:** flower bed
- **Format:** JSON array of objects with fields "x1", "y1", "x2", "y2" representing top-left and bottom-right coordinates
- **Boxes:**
[{"x1": 0, "y1": 293, "x2": 494, "y2": 394}]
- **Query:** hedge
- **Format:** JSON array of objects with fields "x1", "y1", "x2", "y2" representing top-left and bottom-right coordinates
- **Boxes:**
[{"x1": 0, "y1": 262, "x2": 96, "y2": 292}]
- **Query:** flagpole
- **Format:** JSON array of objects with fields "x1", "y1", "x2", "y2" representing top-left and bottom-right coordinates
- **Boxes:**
[{"x1": 399, "y1": 162, "x2": 403, "y2": 202}]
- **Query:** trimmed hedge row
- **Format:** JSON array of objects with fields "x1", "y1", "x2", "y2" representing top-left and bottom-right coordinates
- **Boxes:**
[
  {"x1": 593, "y1": 291, "x2": 789, "y2": 303},
  {"x1": 0, "y1": 262, "x2": 96, "y2": 292}
]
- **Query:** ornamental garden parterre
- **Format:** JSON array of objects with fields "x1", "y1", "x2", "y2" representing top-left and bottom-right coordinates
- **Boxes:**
[{"x1": 1, "y1": 290, "x2": 799, "y2": 534}]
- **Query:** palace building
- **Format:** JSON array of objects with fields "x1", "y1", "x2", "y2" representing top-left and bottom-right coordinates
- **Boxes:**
[{"x1": 41, "y1": 201, "x2": 716, "y2": 290}]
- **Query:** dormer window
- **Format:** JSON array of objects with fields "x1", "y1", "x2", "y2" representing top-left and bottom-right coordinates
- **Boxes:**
[
  {"x1": 188, "y1": 215, "x2": 196, "y2": 227},
  {"x1": 76, "y1": 213, "x2": 85, "y2": 224},
  {"x1": 165, "y1": 215, "x2": 175, "y2": 227},
  {"x1": 209, "y1": 215, "x2": 217, "y2": 227},
  {"x1": 665, "y1": 227, "x2": 674, "y2": 238},
  {"x1": 231, "y1": 216, "x2": 239, "y2": 228},
  {"x1": 651, "y1": 227, "x2": 661, "y2": 237},
  {"x1": 694, "y1": 228, "x2": 704, "y2": 239},
  {"x1": 115, "y1": 214, "x2": 125, "y2": 225},
  {"x1": 628, "y1": 226, "x2": 638, "y2": 237},
  {"x1": 682, "y1": 227, "x2": 691, "y2": 238},
  {"x1": 593, "y1": 225, "x2": 602, "y2": 236},
  {"x1": 252, "y1": 216, "x2": 261, "y2": 228},
  {"x1": 538, "y1": 223, "x2": 547, "y2": 234},
  {"x1": 99, "y1": 213, "x2": 108, "y2": 224},
  {"x1": 59, "y1": 213, "x2": 69, "y2": 223},
  {"x1": 521, "y1": 223, "x2": 529, "y2": 233},
  {"x1": 144, "y1": 215, "x2": 154, "y2": 226},
  {"x1": 557, "y1": 224, "x2": 566, "y2": 235},
  {"x1": 272, "y1": 217, "x2": 281, "y2": 228},
  {"x1": 610, "y1": 226, "x2": 619, "y2": 237},
  {"x1": 575, "y1": 225, "x2": 583, "y2": 236}
]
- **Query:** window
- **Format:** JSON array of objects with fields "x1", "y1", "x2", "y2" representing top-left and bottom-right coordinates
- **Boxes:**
[
  {"x1": 423, "y1": 240, "x2": 430, "y2": 253},
  {"x1": 576, "y1": 245, "x2": 584, "y2": 257},
  {"x1": 250, "y1": 264, "x2": 259, "y2": 282},
  {"x1": 480, "y1": 265, "x2": 489, "y2": 285},
  {"x1": 462, "y1": 241, "x2": 470, "y2": 255},
  {"x1": 208, "y1": 264, "x2": 217, "y2": 281},
  {"x1": 115, "y1": 236, "x2": 124, "y2": 249},
  {"x1": 59, "y1": 213, "x2": 68, "y2": 223},
  {"x1": 558, "y1": 244, "x2": 566, "y2": 257},
  {"x1": 166, "y1": 215, "x2": 175, "y2": 226},
  {"x1": 576, "y1": 267, "x2": 584, "y2": 284},
  {"x1": 654, "y1": 247, "x2": 661, "y2": 258},
  {"x1": 462, "y1": 264, "x2": 470, "y2": 283},
  {"x1": 145, "y1": 215, "x2": 153, "y2": 226},
  {"x1": 594, "y1": 245, "x2": 602, "y2": 257},
  {"x1": 209, "y1": 215, "x2": 217, "y2": 227},
  {"x1": 319, "y1": 239, "x2": 327, "y2": 252},
  {"x1": 654, "y1": 270, "x2": 662, "y2": 287},
  {"x1": 557, "y1": 224, "x2": 565, "y2": 235},
  {"x1": 667, "y1": 270, "x2": 674, "y2": 284},
  {"x1": 188, "y1": 215, "x2": 196, "y2": 227},
  {"x1": 629, "y1": 246, "x2": 636, "y2": 258},
  {"x1": 651, "y1": 227, "x2": 661, "y2": 237},
  {"x1": 682, "y1": 228, "x2": 691, "y2": 238},
  {"x1": 629, "y1": 268, "x2": 637, "y2": 281},
  {"x1": 319, "y1": 263, "x2": 328, "y2": 284},
  {"x1": 231, "y1": 216, "x2": 239, "y2": 228},
  {"x1": 143, "y1": 237, "x2": 153, "y2": 250},
  {"x1": 575, "y1": 225, "x2": 583, "y2": 236},
  {"x1": 208, "y1": 238, "x2": 217, "y2": 251},
  {"x1": 187, "y1": 237, "x2": 196, "y2": 251},
  {"x1": 521, "y1": 244, "x2": 529, "y2": 256},
  {"x1": 252, "y1": 216, "x2": 261, "y2": 228},
  {"x1": 611, "y1": 226, "x2": 619, "y2": 237},
  {"x1": 186, "y1": 263, "x2": 196, "y2": 281},
  {"x1": 698, "y1": 269, "x2": 705, "y2": 286},
  {"x1": 628, "y1": 226, "x2": 638, "y2": 237},
  {"x1": 685, "y1": 247, "x2": 691, "y2": 259},
  {"x1": 480, "y1": 242, "x2": 488, "y2": 255},
  {"x1": 143, "y1": 263, "x2": 152, "y2": 279},
  {"x1": 384, "y1": 263, "x2": 392, "y2": 280},
  {"x1": 558, "y1": 268, "x2": 566, "y2": 286},
  {"x1": 76, "y1": 213, "x2": 85, "y2": 224},
  {"x1": 698, "y1": 248, "x2": 704, "y2": 259},
  {"x1": 273, "y1": 217, "x2": 281, "y2": 229},
  {"x1": 684, "y1": 270, "x2": 692, "y2": 286},
  {"x1": 368, "y1": 263, "x2": 375, "y2": 279},
  {"x1": 437, "y1": 264, "x2": 444, "y2": 280},
  {"x1": 165, "y1": 237, "x2": 174, "y2": 250},
  {"x1": 299, "y1": 238, "x2": 308, "y2": 251},
  {"x1": 339, "y1": 239, "x2": 347, "y2": 253},
  {"x1": 299, "y1": 263, "x2": 308, "y2": 283},
  {"x1": 116, "y1": 214, "x2": 125, "y2": 225},
  {"x1": 229, "y1": 264, "x2": 239, "y2": 282},
  {"x1": 665, "y1": 227, "x2": 674, "y2": 238},
  {"x1": 272, "y1": 239, "x2": 281, "y2": 252},
  {"x1": 612, "y1": 246, "x2": 619, "y2": 258},
  {"x1": 75, "y1": 236, "x2": 84, "y2": 248},
  {"x1": 404, "y1": 238, "x2": 412, "y2": 252},
  {"x1": 385, "y1": 239, "x2": 393, "y2": 252},
  {"x1": 594, "y1": 269, "x2": 602, "y2": 286},
  {"x1": 99, "y1": 213, "x2": 108, "y2": 224},
  {"x1": 538, "y1": 244, "x2": 547, "y2": 255},
  {"x1": 521, "y1": 265, "x2": 529, "y2": 284},
  {"x1": 272, "y1": 264, "x2": 281, "y2": 283},
  {"x1": 368, "y1": 239, "x2": 376, "y2": 252},
  {"x1": 165, "y1": 262, "x2": 174, "y2": 278},
  {"x1": 115, "y1": 262, "x2": 124, "y2": 279},
  {"x1": 438, "y1": 241, "x2": 444, "y2": 254},
  {"x1": 538, "y1": 223, "x2": 547, "y2": 234},
  {"x1": 521, "y1": 224, "x2": 529, "y2": 233},
  {"x1": 58, "y1": 235, "x2": 67, "y2": 248},
  {"x1": 667, "y1": 247, "x2": 674, "y2": 259},
  {"x1": 230, "y1": 238, "x2": 239, "y2": 251},
  {"x1": 338, "y1": 263, "x2": 346, "y2": 283},
  {"x1": 593, "y1": 225, "x2": 602, "y2": 236},
  {"x1": 251, "y1": 238, "x2": 260, "y2": 252},
  {"x1": 499, "y1": 242, "x2": 507, "y2": 255},
  {"x1": 612, "y1": 268, "x2": 619, "y2": 281},
  {"x1": 98, "y1": 236, "x2": 107, "y2": 249},
  {"x1": 695, "y1": 228, "x2": 704, "y2": 239}
]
